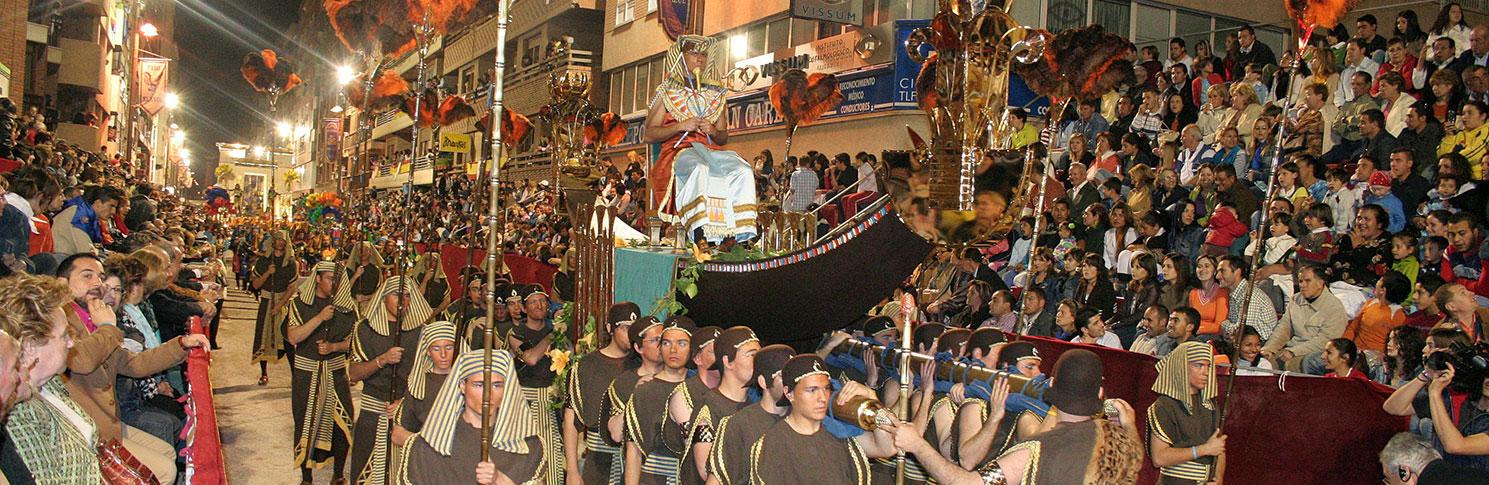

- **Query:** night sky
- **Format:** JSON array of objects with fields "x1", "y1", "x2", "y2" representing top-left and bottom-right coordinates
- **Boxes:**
[{"x1": 174, "y1": 0, "x2": 301, "y2": 188}]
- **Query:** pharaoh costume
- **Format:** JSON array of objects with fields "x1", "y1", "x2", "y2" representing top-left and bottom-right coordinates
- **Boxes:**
[
  {"x1": 398, "y1": 321, "x2": 467, "y2": 438},
  {"x1": 285, "y1": 261, "x2": 359, "y2": 473},
  {"x1": 350, "y1": 276, "x2": 432, "y2": 485},
  {"x1": 706, "y1": 403, "x2": 781, "y2": 485},
  {"x1": 650, "y1": 35, "x2": 758, "y2": 243},
  {"x1": 399, "y1": 351, "x2": 546, "y2": 484},
  {"x1": 346, "y1": 242, "x2": 386, "y2": 304},
  {"x1": 412, "y1": 253, "x2": 450, "y2": 307},
  {"x1": 564, "y1": 313, "x2": 633, "y2": 485},
  {"x1": 1147, "y1": 342, "x2": 1221, "y2": 484},
  {"x1": 252, "y1": 230, "x2": 299, "y2": 364}
]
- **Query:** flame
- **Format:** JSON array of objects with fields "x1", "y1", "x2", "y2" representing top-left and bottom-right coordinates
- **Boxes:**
[{"x1": 1286, "y1": 0, "x2": 1360, "y2": 29}]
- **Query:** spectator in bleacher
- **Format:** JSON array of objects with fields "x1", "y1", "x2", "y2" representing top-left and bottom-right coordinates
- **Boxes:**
[
  {"x1": 52, "y1": 185, "x2": 124, "y2": 255},
  {"x1": 1262, "y1": 264, "x2": 1349, "y2": 374},
  {"x1": 1226, "y1": 26, "x2": 1277, "y2": 79}
]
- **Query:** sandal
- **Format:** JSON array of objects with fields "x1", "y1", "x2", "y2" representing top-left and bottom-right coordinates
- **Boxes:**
[{"x1": 258, "y1": 375, "x2": 269, "y2": 386}]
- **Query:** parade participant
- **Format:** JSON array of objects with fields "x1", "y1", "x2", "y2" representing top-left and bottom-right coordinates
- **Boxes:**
[
  {"x1": 952, "y1": 329, "x2": 1036, "y2": 469},
  {"x1": 507, "y1": 284, "x2": 563, "y2": 484},
  {"x1": 391, "y1": 321, "x2": 464, "y2": 450},
  {"x1": 893, "y1": 349, "x2": 1144, "y2": 484},
  {"x1": 411, "y1": 252, "x2": 450, "y2": 307},
  {"x1": 642, "y1": 35, "x2": 758, "y2": 243},
  {"x1": 348, "y1": 276, "x2": 432, "y2": 485},
  {"x1": 747, "y1": 354, "x2": 899, "y2": 483},
  {"x1": 399, "y1": 351, "x2": 545, "y2": 485},
  {"x1": 682, "y1": 326, "x2": 758, "y2": 484},
  {"x1": 563, "y1": 302, "x2": 637, "y2": 485},
  {"x1": 604, "y1": 316, "x2": 666, "y2": 483},
  {"x1": 346, "y1": 242, "x2": 386, "y2": 308},
  {"x1": 707, "y1": 344, "x2": 793, "y2": 485},
  {"x1": 283, "y1": 261, "x2": 360, "y2": 484},
  {"x1": 1148, "y1": 341, "x2": 1228, "y2": 484},
  {"x1": 251, "y1": 230, "x2": 299, "y2": 386},
  {"x1": 625, "y1": 316, "x2": 698, "y2": 484}
]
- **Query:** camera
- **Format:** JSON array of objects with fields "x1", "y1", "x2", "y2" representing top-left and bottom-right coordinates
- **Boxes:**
[{"x1": 1425, "y1": 342, "x2": 1489, "y2": 392}]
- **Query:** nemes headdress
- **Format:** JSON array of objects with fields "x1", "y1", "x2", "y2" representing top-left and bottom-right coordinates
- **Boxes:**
[
  {"x1": 1152, "y1": 341, "x2": 1218, "y2": 413},
  {"x1": 364, "y1": 275, "x2": 433, "y2": 335},
  {"x1": 654, "y1": 35, "x2": 727, "y2": 123},
  {"x1": 665, "y1": 35, "x2": 722, "y2": 87},
  {"x1": 295, "y1": 260, "x2": 357, "y2": 309},
  {"x1": 420, "y1": 351, "x2": 538, "y2": 456},
  {"x1": 408, "y1": 320, "x2": 469, "y2": 400}
]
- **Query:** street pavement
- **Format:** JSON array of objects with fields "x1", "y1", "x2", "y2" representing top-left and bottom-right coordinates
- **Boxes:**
[{"x1": 214, "y1": 287, "x2": 343, "y2": 484}]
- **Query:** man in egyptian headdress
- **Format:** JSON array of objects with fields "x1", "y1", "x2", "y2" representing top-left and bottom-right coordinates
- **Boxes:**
[
  {"x1": 1147, "y1": 341, "x2": 1227, "y2": 484},
  {"x1": 251, "y1": 230, "x2": 299, "y2": 386},
  {"x1": 347, "y1": 276, "x2": 433, "y2": 485},
  {"x1": 399, "y1": 351, "x2": 546, "y2": 484},
  {"x1": 283, "y1": 261, "x2": 359, "y2": 484},
  {"x1": 644, "y1": 35, "x2": 758, "y2": 244}
]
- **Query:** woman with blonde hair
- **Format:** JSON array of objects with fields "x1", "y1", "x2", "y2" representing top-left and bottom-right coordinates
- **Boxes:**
[
  {"x1": 1222, "y1": 83, "x2": 1264, "y2": 146},
  {"x1": 1196, "y1": 84, "x2": 1233, "y2": 143}
]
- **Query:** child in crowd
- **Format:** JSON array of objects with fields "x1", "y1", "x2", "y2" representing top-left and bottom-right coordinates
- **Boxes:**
[
  {"x1": 1322, "y1": 168, "x2": 1357, "y2": 234},
  {"x1": 1419, "y1": 236, "x2": 1448, "y2": 280},
  {"x1": 1391, "y1": 234, "x2": 1421, "y2": 305},
  {"x1": 1294, "y1": 202, "x2": 1337, "y2": 265},
  {"x1": 1053, "y1": 222, "x2": 1079, "y2": 263},
  {"x1": 1423, "y1": 174, "x2": 1463, "y2": 214},
  {"x1": 1246, "y1": 212, "x2": 1297, "y2": 266}
]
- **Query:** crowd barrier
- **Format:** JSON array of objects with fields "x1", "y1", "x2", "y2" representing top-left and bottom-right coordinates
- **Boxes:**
[
  {"x1": 1014, "y1": 334, "x2": 1407, "y2": 484},
  {"x1": 183, "y1": 316, "x2": 226, "y2": 484}
]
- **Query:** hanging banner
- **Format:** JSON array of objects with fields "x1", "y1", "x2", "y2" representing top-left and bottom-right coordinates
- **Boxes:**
[
  {"x1": 323, "y1": 117, "x2": 342, "y2": 161},
  {"x1": 137, "y1": 57, "x2": 170, "y2": 116},
  {"x1": 659, "y1": 0, "x2": 694, "y2": 40},
  {"x1": 439, "y1": 132, "x2": 472, "y2": 153}
]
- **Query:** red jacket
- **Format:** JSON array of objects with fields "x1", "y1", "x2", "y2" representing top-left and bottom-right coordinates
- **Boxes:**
[
  {"x1": 1441, "y1": 243, "x2": 1489, "y2": 299},
  {"x1": 1204, "y1": 207, "x2": 1247, "y2": 248}
]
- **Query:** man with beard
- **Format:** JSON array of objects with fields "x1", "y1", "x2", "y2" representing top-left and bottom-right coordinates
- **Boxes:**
[
  {"x1": 748, "y1": 355, "x2": 898, "y2": 483},
  {"x1": 706, "y1": 344, "x2": 793, "y2": 485},
  {"x1": 283, "y1": 261, "x2": 359, "y2": 484},
  {"x1": 347, "y1": 276, "x2": 432, "y2": 485},
  {"x1": 251, "y1": 230, "x2": 299, "y2": 386},
  {"x1": 894, "y1": 350, "x2": 1144, "y2": 485},
  {"x1": 59, "y1": 252, "x2": 207, "y2": 483},
  {"x1": 564, "y1": 302, "x2": 638, "y2": 485},
  {"x1": 625, "y1": 316, "x2": 700, "y2": 484},
  {"x1": 606, "y1": 316, "x2": 667, "y2": 483},
  {"x1": 681, "y1": 327, "x2": 757, "y2": 484}
]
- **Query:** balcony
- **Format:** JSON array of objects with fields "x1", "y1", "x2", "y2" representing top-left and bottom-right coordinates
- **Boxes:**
[
  {"x1": 55, "y1": 122, "x2": 102, "y2": 147},
  {"x1": 509, "y1": 0, "x2": 601, "y2": 37},
  {"x1": 59, "y1": 0, "x2": 109, "y2": 19},
  {"x1": 57, "y1": 37, "x2": 105, "y2": 91},
  {"x1": 503, "y1": 48, "x2": 594, "y2": 115}
]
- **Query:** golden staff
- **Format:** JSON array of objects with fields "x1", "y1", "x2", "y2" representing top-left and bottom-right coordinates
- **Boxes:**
[
  {"x1": 895, "y1": 291, "x2": 913, "y2": 485},
  {"x1": 481, "y1": 0, "x2": 514, "y2": 464}
]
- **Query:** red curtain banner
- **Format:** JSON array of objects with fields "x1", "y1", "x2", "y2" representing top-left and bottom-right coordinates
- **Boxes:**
[
  {"x1": 1014, "y1": 335, "x2": 1407, "y2": 485},
  {"x1": 413, "y1": 243, "x2": 559, "y2": 297}
]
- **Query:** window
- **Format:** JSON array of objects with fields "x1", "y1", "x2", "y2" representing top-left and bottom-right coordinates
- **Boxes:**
[
  {"x1": 747, "y1": 24, "x2": 767, "y2": 58},
  {"x1": 615, "y1": 0, "x2": 634, "y2": 26},
  {"x1": 1047, "y1": 0, "x2": 1087, "y2": 32},
  {"x1": 791, "y1": 18, "x2": 817, "y2": 47},
  {"x1": 647, "y1": 0, "x2": 658, "y2": 13},
  {"x1": 1091, "y1": 0, "x2": 1129, "y2": 38},
  {"x1": 611, "y1": 69, "x2": 628, "y2": 113},
  {"x1": 909, "y1": 0, "x2": 934, "y2": 19},
  {"x1": 1134, "y1": 3, "x2": 1171, "y2": 52},
  {"x1": 1008, "y1": 0, "x2": 1043, "y2": 28},
  {"x1": 1175, "y1": 10, "x2": 1211, "y2": 54},
  {"x1": 633, "y1": 63, "x2": 651, "y2": 114},
  {"x1": 767, "y1": 18, "x2": 790, "y2": 53}
]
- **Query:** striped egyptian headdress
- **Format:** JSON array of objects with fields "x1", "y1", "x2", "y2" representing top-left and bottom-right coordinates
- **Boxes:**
[
  {"x1": 364, "y1": 276, "x2": 433, "y2": 335},
  {"x1": 407, "y1": 320, "x2": 469, "y2": 400},
  {"x1": 296, "y1": 260, "x2": 358, "y2": 309},
  {"x1": 421, "y1": 351, "x2": 539, "y2": 456},
  {"x1": 1151, "y1": 341, "x2": 1218, "y2": 413}
]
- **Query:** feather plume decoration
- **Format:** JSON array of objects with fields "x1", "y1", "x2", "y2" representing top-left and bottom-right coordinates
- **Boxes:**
[
  {"x1": 768, "y1": 69, "x2": 844, "y2": 131},
  {"x1": 476, "y1": 109, "x2": 533, "y2": 149},
  {"x1": 914, "y1": 52, "x2": 940, "y2": 112},
  {"x1": 347, "y1": 70, "x2": 411, "y2": 110},
  {"x1": 1011, "y1": 25, "x2": 1134, "y2": 101},
  {"x1": 582, "y1": 112, "x2": 628, "y2": 148},
  {"x1": 401, "y1": 88, "x2": 438, "y2": 127},
  {"x1": 241, "y1": 49, "x2": 302, "y2": 94},
  {"x1": 435, "y1": 95, "x2": 476, "y2": 126}
]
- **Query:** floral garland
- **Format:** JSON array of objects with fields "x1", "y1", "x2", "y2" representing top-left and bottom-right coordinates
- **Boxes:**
[{"x1": 545, "y1": 301, "x2": 596, "y2": 411}]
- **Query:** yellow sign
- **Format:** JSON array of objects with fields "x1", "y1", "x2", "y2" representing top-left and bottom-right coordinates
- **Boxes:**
[{"x1": 440, "y1": 132, "x2": 472, "y2": 153}]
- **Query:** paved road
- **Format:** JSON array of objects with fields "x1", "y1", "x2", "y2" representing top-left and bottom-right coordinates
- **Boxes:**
[{"x1": 214, "y1": 287, "x2": 343, "y2": 484}]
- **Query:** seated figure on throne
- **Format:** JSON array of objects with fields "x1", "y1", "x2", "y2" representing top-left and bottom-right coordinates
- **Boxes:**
[{"x1": 643, "y1": 35, "x2": 758, "y2": 244}]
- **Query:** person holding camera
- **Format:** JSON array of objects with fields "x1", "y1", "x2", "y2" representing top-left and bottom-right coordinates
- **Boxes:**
[{"x1": 1383, "y1": 327, "x2": 1489, "y2": 472}]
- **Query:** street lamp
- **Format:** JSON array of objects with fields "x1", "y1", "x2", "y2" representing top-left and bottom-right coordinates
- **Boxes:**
[
  {"x1": 253, "y1": 146, "x2": 266, "y2": 159},
  {"x1": 337, "y1": 65, "x2": 357, "y2": 86},
  {"x1": 276, "y1": 121, "x2": 292, "y2": 138},
  {"x1": 139, "y1": 22, "x2": 158, "y2": 38},
  {"x1": 171, "y1": 130, "x2": 185, "y2": 145}
]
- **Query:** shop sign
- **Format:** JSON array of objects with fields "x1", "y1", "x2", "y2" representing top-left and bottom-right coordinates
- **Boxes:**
[
  {"x1": 725, "y1": 67, "x2": 903, "y2": 132},
  {"x1": 439, "y1": 132, "x2": 472, "y2": 153},
  {"x1": 791, "y1": 0, "x2": 864, "y2": 26},
  {"x1": 890, "y1": 20, "x2": 1049, "y2": 117},
  {"x1": 733, "y1": 28, "x2": 877, "y2": 91}
]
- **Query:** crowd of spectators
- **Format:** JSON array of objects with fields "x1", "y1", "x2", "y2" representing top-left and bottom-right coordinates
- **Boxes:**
[
  {"x1": 894, "y1": 4, "x2": 1489, "y2": 476},
  {"x1": 0, "y1": 98, "x2": 225, "y2": 484}
]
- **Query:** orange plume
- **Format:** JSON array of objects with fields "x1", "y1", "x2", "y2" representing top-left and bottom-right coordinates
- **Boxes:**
[{"x1": 1286, "y1": 0, "x2": 1360, "y2": 29}]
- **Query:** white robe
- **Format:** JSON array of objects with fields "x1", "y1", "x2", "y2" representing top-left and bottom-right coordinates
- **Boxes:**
[{"x1": 673, "y1": 142, "x2": 758, "y2": 243}]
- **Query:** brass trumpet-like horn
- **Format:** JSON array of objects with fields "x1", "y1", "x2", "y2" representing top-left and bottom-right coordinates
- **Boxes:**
[
  {"x1": 834, "y1": 395, "x2": 898, "y2": 431},
  {"x1": 834, "y1": 339, "x2": 1042, "y2": 398}
]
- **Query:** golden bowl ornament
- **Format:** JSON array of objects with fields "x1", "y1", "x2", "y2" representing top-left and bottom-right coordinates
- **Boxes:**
[{"x1": 549, "y1": 72, "x2": 592, "y2": 101}]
